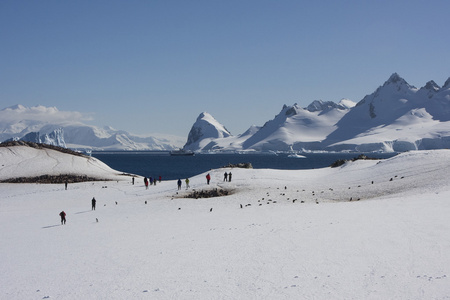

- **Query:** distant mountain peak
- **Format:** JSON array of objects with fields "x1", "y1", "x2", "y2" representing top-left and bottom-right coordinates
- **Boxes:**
[
  {"x1": 284, "y1": 104, "x2": 300, "y2": 117},
  {"x1": 184, "y1": 112, "x2": 231, "y2": 149},
  {"x1": 2, "y1": 104, "x2": 26, "y2": 111},
  {"x1": 383, "y1": 73, "x2": 414, "y2": 89},
  {"x1": 423, "y1": 80, "x2": 440, "y2": 91},
  {"x1": 306, "y1": 100, "x2": 350, "y2": 112},
  {"x1": 443, "y1": 77, "x2": 450, "y2": 89},
  {"x1": 338, "y1": 98, "x2": 356, "y2": 109},
  {"x1": 198, "y1": 112, "x2": 209, "y2": 119},
  {"x1": 386, "y1": 72, "x2": 404, "y2": 84}
]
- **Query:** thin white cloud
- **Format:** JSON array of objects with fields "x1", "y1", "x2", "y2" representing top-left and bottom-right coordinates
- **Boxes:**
[{"x1": 0, "y1": 105, "x2": 93, "y2": 125}]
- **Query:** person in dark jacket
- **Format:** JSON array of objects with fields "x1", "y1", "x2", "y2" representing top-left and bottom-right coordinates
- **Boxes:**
[
  {"x1": 177, "y1": 179, "x2": 182, "y2": 190},
  {"x1": 59, "y1": 211, "x2": 66, "y2": 225},
  {"x1": 92, "y1": 197, "x2": 96, "y2": 210}
]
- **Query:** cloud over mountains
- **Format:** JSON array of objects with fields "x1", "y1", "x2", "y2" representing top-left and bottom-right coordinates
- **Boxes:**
[{"x1": 0, "y1": 104, "x2": 91, "y2": 125}]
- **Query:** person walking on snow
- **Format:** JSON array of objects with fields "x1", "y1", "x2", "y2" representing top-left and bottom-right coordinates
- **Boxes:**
[
  {"x1": 224, "y1": 172, "x2": 228, "y2": 182},
  {"x1": 177, "y1": 179, "x2": 182, "y2": 190},
  {"x1": 59, "y1": 211, "x2": 66, "y2": 225},
  {"x1": 206, "y1": 173, "x2": 211, "y2": 185},
  {"x1": 91, "y1": 197, "x2": 96, "y2": 210},
  {"x1": 228, "y1": 172, "x2": 232, "y2": 182},
  {"x1": 185, "y1": 178, "x2": 190, "y2": 189}
]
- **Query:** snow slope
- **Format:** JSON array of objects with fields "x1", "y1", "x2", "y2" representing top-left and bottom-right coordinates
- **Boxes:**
[
  {"x1": 1, "y1": 147, "x2": 450, "y2": 299},
  {"x1": 0, "y1": 145, "x2": 129, "y2": 181}
]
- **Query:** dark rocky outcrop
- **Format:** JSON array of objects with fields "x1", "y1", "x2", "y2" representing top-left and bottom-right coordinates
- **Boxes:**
[
  {"x1": 330, "y1": 154, "x2": 386, "y2": 168},
  {"x1": 185, "y1": 188, "x2": 232, "y2": 199},
  {"x1": 221, "y1": 162, "x2": 253, "y2": 169},
  {"x1": 1, "y1": 174, "x2": 104, "y2": 184}
]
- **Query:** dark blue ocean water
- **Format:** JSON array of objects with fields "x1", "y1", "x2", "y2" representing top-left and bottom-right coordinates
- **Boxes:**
[{"x1": 92, "y1": 152, "x2": 397, "y2": 181}]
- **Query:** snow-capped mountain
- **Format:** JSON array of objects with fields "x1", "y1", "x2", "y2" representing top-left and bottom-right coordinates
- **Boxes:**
[
  {"x1": 0, "y1": 105, "x2": 184, "y2": 151},
  {"x1": 61, "y1": 125, "x2": 183, "y2": 151},
  {"x1": 183, "y1": 73, "x2": 450, "y2": 152},
  {"x1": 183, "y1": 112, "x2": 232, "y2": 151},
  {"x1": 183, "y1": 100, "x2": 355, "y2": 152},
  {"x1": 3, "y1": 73, "x2": 449, "y2": 153},
  {"x1": 242, "y1": 100, "x2": 353, "y2": 151},
  {"x1": 323, "y1": 73, "x2": 450, "y2": 151}
]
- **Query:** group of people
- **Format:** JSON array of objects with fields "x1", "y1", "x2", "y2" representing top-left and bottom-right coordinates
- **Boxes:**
[
  {"x1": 176, "y1": 172, "x2": 233, "y2": 190},
  {"x1": 140, "y1": 172, "x2": 235, "y2": 191},
  {"x1": 59, "y1": 171, "x2": 236, "y2": 225},
  {"x1": 144, "y1": 176, "x2": 161, "y2": 189},
  {"x1": 223, "y1": 172, "x2": 232, "y2": 182},
  {"x1": 177, "y1": 178, "x2": 190, "y2": 190}
]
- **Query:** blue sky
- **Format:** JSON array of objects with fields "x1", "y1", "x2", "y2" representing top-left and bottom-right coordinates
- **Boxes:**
[{"x1": 1, "y1": 0, "x2": 449, "y2": 138}]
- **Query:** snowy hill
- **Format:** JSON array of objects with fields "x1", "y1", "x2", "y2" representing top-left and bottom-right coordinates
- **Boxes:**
[
  {"x1": 0, "y1": 143, "x2": 130, "y2": 182},
  {"x1": 0, "y1": 105, "x2": 184, "y2": 151},
  {"x1": 1, "y1": 146, "x2": 450, "y2": 299},
  {"x1": 184, "y1": 74, "x2": 450, "y2": 152}
]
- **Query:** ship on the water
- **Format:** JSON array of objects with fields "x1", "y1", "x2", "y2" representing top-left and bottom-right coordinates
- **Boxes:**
[{"x1": 170, "y1": 149, "x2": 195, "y2": 156}]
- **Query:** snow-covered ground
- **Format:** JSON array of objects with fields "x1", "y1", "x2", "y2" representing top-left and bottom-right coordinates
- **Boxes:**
[
  {"x1": 0, "y1": 145, "x2": 129, "y2": 181},
  {"x1": 1, "y1": 147, "x2": 450, "y2": 299}
]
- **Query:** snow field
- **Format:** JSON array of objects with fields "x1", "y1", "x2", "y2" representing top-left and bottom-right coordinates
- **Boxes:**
[{"x1": 1, "y1": 150, "x2": 450, "y2": 299}]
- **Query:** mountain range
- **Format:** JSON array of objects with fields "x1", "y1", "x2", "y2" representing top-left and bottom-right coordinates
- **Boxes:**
[
  {"x1": 0, "y1": 105, "x2": 184, "y2": 151},
  {"x1": 2, "y1": 73, "x2": 449, "y2": 152},
  {"x1": 184, "y1": 73, "x2": 450, "y2": 152}
]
